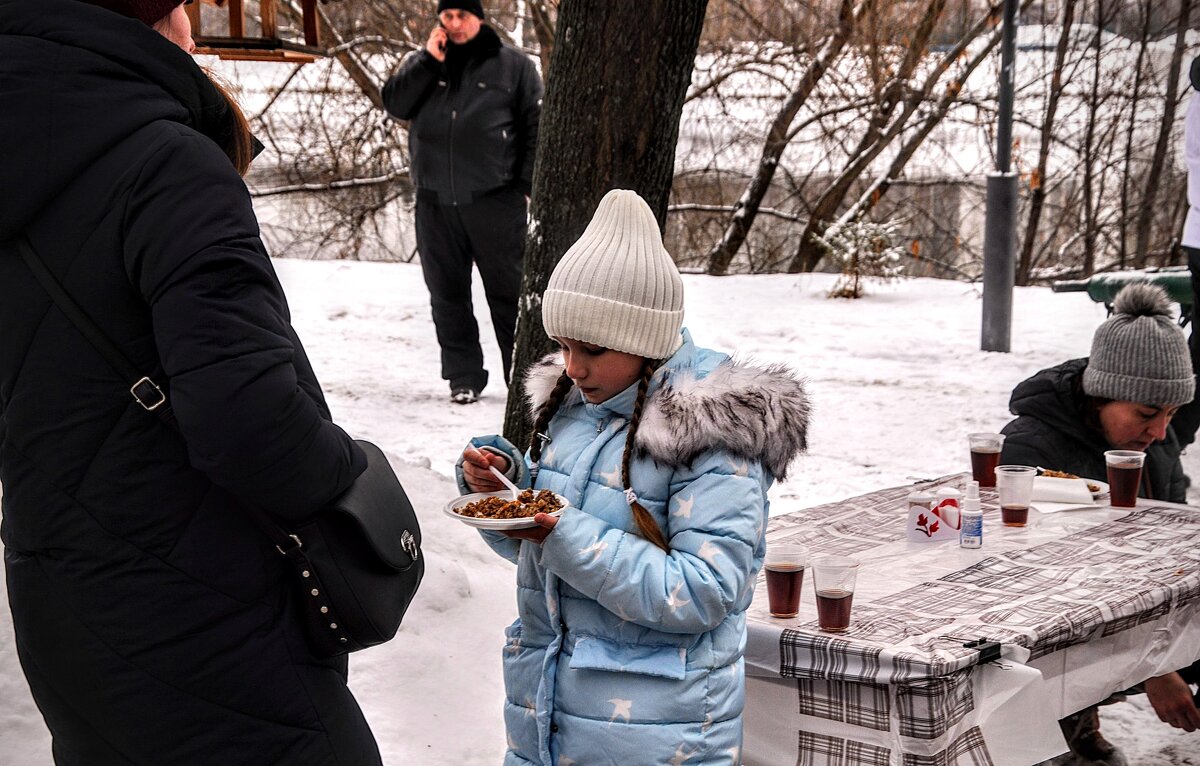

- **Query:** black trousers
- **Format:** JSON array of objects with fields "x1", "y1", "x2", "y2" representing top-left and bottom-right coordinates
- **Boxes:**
[
  {"x1": 1171, "y1": 245, "x2": 1200, "y2": 446},
  {"x1": 414, "y1": 186, "x2": 527, "y2": 393}
]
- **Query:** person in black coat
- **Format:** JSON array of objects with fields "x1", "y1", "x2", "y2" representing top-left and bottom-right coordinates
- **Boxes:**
[
  {"x1": 0, "y1": 2, "x2": 382, "y2": 763},
  {"x1": 1001, "y1": 284, "x2": 1200, "y2": 765},
  {"x1": 1002, "y1": 356, "x2": 1188, "y2": 504},
  {"x1": 382, "y1": 0, "x2": 543, "y2": 404}
]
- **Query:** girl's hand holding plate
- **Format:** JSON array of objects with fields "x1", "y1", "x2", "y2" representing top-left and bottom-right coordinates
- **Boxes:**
[{"x1": 500, "y1": 512, "x2": 558, "y2": 543}]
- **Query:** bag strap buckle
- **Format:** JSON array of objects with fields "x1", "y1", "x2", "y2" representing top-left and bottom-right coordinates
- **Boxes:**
[
  {"x1": 401, "y1": 530, "x2": 420, "y2": 561},
  {"x1": 275, "y1": 534, "x2": 303, "y2": 556},
  {"x1": 130, "y1": 377, "x2": 166, "y2": 411}
]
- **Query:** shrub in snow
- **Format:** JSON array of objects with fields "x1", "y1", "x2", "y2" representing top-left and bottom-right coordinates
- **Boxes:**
[{"x1": 817, "y1": 218, "x2": 906, "y2": 299}]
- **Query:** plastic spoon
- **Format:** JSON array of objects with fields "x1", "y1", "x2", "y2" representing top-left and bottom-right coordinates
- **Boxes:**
[{"x1": 488, "y1": 465, "x2": 522, "y2": 502}]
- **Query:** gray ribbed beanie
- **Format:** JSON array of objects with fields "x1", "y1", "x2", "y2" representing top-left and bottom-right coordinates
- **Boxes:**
[
  {"x1": 1082, "y1": 283, "x2": 1195, "y2": 406},
  {"x1": 542, "y1": 190, "x2": 684, "y2": 359}
]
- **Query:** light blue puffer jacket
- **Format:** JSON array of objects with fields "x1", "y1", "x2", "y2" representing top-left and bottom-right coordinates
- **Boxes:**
[{"x1": 457, "y1": 331, "x2": 810, "y2": 766}]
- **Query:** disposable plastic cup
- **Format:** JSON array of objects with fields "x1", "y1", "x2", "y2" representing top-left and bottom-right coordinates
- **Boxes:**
[
  {"x1": 995, "y1": 465, "x2": 1036, "y2": 527},
  {"x1": 811, "y1": 556, "x2": 859, "y2": 632},
  {"x1": 1105, "y1": 450, "x2": 1145, "y2": 509},
  {"x1": 969, "y1": 433, "x2": 1005, "y2": 488},
  {"x1": 764, "y1": 543, "x2": 808, "y2": 618}
]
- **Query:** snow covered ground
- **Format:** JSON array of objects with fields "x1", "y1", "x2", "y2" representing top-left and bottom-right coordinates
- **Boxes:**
[{"x1": 0, "y1": 263, "x2": 1197, "y2": 764}]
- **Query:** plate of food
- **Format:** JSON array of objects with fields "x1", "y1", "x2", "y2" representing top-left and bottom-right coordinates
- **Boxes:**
[
  {"x1": 1040, "y1": 469, "x2": 1109, "y2": 500},
  {"x1": 445, "y1": 489, "x2": 569, "y2": 530}
]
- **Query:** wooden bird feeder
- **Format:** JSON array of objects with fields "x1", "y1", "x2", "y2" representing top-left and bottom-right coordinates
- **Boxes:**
[{"x1": 188, "y1": 0, "x2": 339, "y2": 63}]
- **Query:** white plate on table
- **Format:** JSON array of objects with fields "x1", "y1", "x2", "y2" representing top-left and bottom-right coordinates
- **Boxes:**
[
  {"x1": 444, "y1": 491, "x2": 568, "y2": 530},
  {"x1": 1035, "y1": 475, "x2": 1109, "y2": 502}
]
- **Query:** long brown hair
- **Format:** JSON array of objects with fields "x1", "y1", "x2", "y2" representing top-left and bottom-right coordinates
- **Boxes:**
[
  {"x1": 205, "y1": 74, "x2": 255, "y2": 177},
  {"x1": 529, "y1": 359, "x2": 669, "y2": 552},
  {"x1": 150, "y1": 13, "x2": 254, "y2": 175}
]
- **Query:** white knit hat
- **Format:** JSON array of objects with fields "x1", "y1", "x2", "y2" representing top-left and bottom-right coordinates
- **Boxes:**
[{"x1": 542, "y1": 189, "x2": 685, "y2": 359}]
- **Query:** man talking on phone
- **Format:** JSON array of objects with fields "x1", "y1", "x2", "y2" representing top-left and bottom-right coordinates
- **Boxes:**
[{"x1": 383, "y1": 0, "x2": 543, "y2": 405}]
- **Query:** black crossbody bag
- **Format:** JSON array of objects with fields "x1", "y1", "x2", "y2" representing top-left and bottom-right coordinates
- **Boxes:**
[{"x1": 14, "y1": 235, "x2": 423, "y2": 658}]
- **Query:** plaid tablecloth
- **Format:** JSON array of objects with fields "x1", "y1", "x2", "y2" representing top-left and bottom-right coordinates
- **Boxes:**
[{"x1": 743, "y1": 474, "x2": 1200, "y2": 766}]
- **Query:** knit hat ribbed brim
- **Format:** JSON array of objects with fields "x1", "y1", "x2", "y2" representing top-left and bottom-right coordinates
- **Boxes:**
[
  {"x1": 437, "y1": 0, "x2": 485, "y2": 18},
  {"x1": 77, "y1": 0, "x2": 185, "y2": 26},
  {"x1": 542, "y1": 190, "x2": 685, "y2": 359},
  {"x1": 1082, "y1": 283, "x2": 1195, "y2": 406}
]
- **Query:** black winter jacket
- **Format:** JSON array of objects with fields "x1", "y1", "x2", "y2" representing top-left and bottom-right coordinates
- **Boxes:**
[
  {"x1": 1001, "y1": 359, "x2": 1187, "y2": 503},
  {"x1": 0, "y1": 2, "x2": 378, "y2": 763},
  {"x1": 382, "y1": 26, "x2": 542, "y2": 201}
]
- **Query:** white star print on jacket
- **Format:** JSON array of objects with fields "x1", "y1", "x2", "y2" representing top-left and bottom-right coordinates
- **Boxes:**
[
  {"x1": 696, "y1": 540, "x2": 723, "y2": 565},
  {"x1": 672, "y1": 494, "x2": 694, "y2": 519},
  {"x1": 579, "y1": 537, "x2": 608, "y2": 564},
  {"x1": 608, "y1": 698, "x2": 632, "y2": 724},
  {"x1": 456, "y1": 330, "x2": 811, "y2": 766},
  {"x1": 598, "y1": 465, "x2": 622, "y2": 489},
  {"x1": 666, "y1": 580, "x2": 691, "y2": 612}
]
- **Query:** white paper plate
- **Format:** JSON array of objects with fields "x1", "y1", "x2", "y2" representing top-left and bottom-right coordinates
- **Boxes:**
[
  {"x1": 444, "y1": 491, "x2": 568, "y2": 530},
  {"x1": 1036, "y1": 475, "x2": 1109, "y2": 501}
]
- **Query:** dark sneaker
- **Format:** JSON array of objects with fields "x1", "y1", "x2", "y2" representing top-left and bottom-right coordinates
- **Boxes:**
[
  {"x1": 1056, "y1": 706, "x2": 1127, "y2": 766},
  {"x1": 450, "y1": 387, "x2": 479, "y2": 405}
]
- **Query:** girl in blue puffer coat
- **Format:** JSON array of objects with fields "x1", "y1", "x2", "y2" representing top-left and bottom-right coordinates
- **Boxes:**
[{"x1": 458, "y1": 189, "x2": 810, "y2": 766}]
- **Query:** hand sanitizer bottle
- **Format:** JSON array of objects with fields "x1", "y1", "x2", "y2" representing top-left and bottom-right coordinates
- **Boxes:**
[{"x1": 960, "y1": 481, "x2": 983, "y2": 549}]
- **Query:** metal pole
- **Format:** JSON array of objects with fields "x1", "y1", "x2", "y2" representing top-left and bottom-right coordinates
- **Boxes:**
[
  {"x1": 995, "y1": 0, "x2": 1017, "y2": 174},
  {"x1": 981, "y1": 0, "x2": 1019, "y2": 352}
]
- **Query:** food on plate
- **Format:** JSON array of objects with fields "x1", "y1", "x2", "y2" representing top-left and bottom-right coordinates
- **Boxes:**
[
  {"x1": 456, "y1": 489, "x2": 564, "y2": 519},
  {"x1": 1040, "y1": 469, "x2": 1101, "y2": 494},
  {"x1": 1040, "y1": 468, "x2": 1078, "y2": 479}
]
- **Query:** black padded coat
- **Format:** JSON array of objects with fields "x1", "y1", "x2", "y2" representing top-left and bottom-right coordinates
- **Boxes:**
[
  {"x1": 0, "y1": 2, "x2": 380, "y2": 763},
  {"x1": 382, "y1": 25, "x2": 542, "y2": 201},
  {"x1": 1000, "y1": 359, "x2": 1187, "y2": 503}
]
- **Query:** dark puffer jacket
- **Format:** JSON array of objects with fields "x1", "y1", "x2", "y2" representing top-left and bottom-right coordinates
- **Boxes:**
[
  {"x1": 1001, "y1": 359, "x2": 1187, "y2": 503},
  {"x1": 0, "y1": 2, "x2": 379, "y2": 763},
  {"x1": 382, "y1": 25, "x2": 542, "y2": 201}
]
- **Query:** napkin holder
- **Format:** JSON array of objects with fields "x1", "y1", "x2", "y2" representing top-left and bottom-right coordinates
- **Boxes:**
[{"x1": 907, "y1": 493, "x2": 961, "y2": 542}]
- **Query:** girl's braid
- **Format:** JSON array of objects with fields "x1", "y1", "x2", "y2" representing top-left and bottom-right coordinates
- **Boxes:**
[
  {"x1": 529, "y1": 372, "x2": 575, "y2": 463},
  {"x1": 622, "y1": 360, "x2": 669, "y2": 552}
]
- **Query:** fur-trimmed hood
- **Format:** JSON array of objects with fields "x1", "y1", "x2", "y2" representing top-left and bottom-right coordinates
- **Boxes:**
[{"x1": 523, "y1": 346, "x2": 811, "y2": 480}]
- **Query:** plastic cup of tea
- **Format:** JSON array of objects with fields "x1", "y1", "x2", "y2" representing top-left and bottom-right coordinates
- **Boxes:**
[
  {"x1": 811, "y1": 555, "x2": 859, "y2": 633},
  {"x1": 1105, "y1": 450, "x2": 1145, "y2": 509},
  {"x1": 995, "y1": 465, "x2": 1036, "y2": 527},
  {"x1": 969, "y1": 433, "x2": 1005, "y2": 488},
  {"x1": 764, "y1": 543, "x2": 808, "y2": 618}
]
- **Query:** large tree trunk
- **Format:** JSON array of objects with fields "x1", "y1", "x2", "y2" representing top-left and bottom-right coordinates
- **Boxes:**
[
  {"x1": 1017, "y1": 0, "x2": 1077, "y2": 285},
  {"x1": 502, "y1": 0, "x2": 708, "y2": 448},
  {"x1": 1132, "y1": 0, "x2": 1193, "y2": 267},
  {"x1": 703, "y1": 0, "x2": 868, "y2": 276}
]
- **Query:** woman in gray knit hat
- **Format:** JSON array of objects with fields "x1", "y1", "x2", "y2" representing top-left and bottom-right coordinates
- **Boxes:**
[
  {"x1": 1001, "y1": 283, "x2": 1193, "y2": 492},
  {"x1": 1000, "y1": 283, "x2": 1200, "y2": 765}
]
